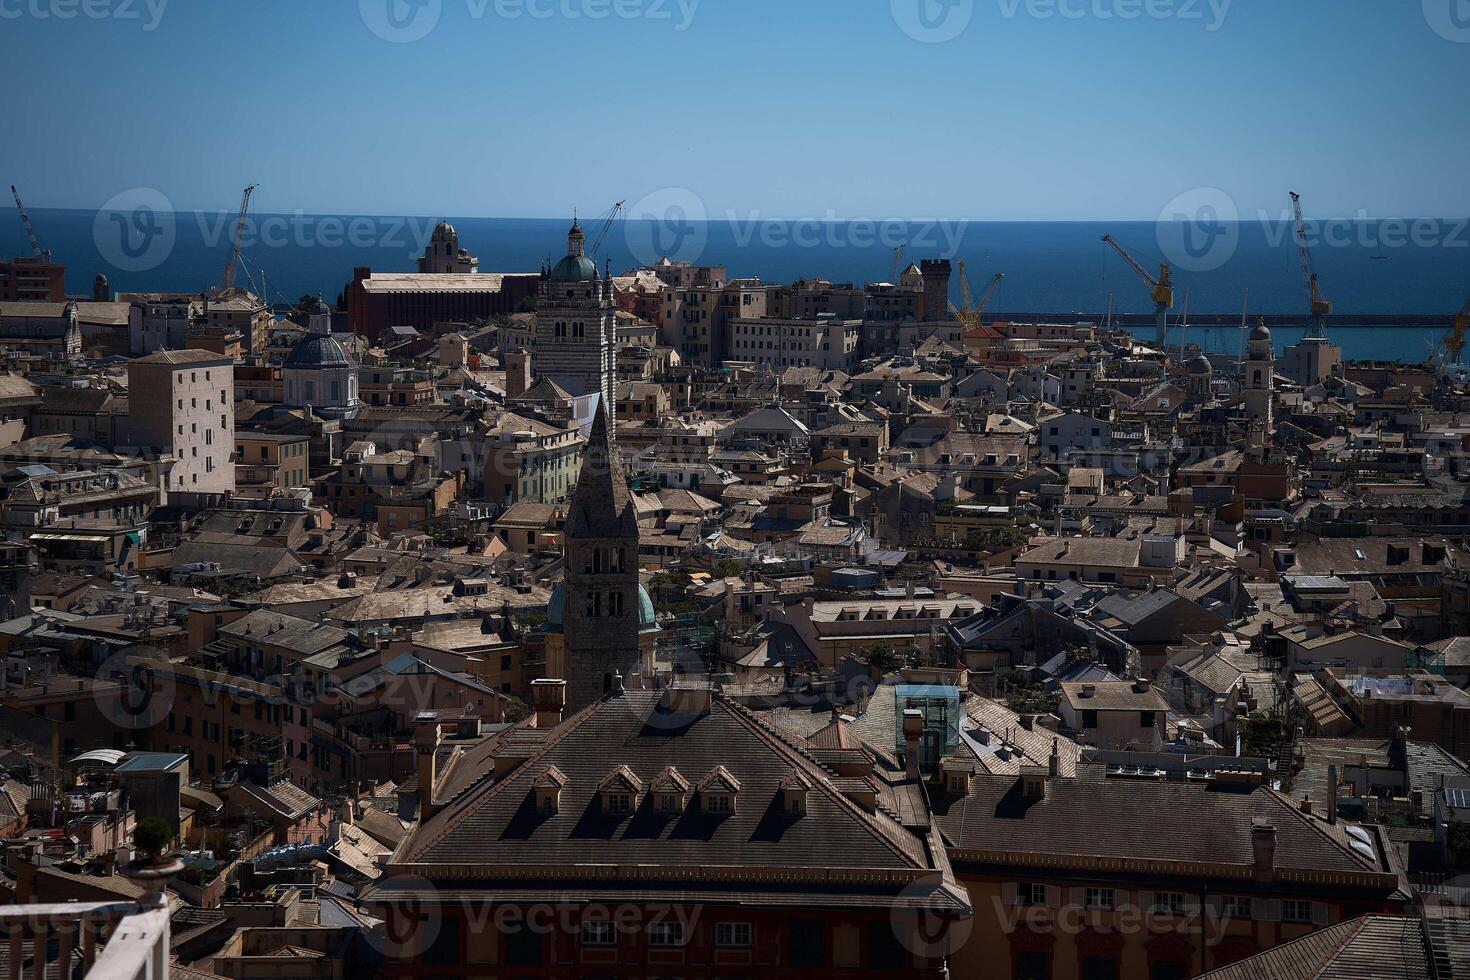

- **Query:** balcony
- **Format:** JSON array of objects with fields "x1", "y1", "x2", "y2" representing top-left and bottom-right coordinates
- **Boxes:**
[{"x1": 0, "y1": 902, "x2": 170, "y2": 980}]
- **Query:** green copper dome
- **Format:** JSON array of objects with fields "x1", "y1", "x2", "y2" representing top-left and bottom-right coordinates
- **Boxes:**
[
  {"x1": 548, "y1": 253, "x2": 598, "y2": 283},
  {"x1": 543, "y1": 583, "x2": 658, "y2": 634}
]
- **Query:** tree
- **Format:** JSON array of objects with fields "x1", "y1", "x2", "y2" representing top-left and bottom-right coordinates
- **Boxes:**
[{"x1": 133, "y1": 816, "x2": 174, "y2": 864}]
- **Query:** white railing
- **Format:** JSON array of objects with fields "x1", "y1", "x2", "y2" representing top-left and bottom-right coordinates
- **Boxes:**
[{"x1": 1, "y1": 903, "x2": 170, "y2": 980}]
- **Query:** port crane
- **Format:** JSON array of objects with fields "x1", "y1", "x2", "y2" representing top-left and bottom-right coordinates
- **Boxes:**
[
  {"x1": 1290, "y1": 191, "x2": 1332, "y2": 338},
  {"x1": 9, "y1": 185, "x2": 51, "y2": 263},
  {"x1": 890, "y1": 244, "x2": 906, "y2": 283},
  {"x1": 950, "y1": 260, "x2": 1003, "y2": 330},
  {"x1": 1448, "y1": 286, "x2": 1470, "y2": 366},
  {"x1": 213, "y1": 184, "x2": 257, "y2": 297},
  {"x1": 587, "y1": 200, "x2": 625, "y2": 261},
  {"x1": 1101, "y1": 234, "x2": 1173, "y2": 349}
]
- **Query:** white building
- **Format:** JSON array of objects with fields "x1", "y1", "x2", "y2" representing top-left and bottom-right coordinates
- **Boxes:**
[
  {"x1": 727, "y1": 315, "x2": 860, "y2": 371},
  {"x1": 419, "y1": 220, "x2": 479, "y2": 274},
  {"x1": 126, "y1": 348, "x2": 236, "y2": 499},
  {"x1": 282, "y1": 297, "x2": 360, "y2": 420}
]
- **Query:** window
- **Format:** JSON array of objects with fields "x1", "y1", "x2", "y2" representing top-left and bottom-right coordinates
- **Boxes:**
[
  {"x1": 1081, "y1": 709, "x2": 1098, "y2": 729},
  {"x1": 1015, "y1": 950, "x2": 1050, "y2": 980},
  {"x1": 1221, "y1": 896, "x2": 1251, "y2": 918},
  {"x1": 788, "y1": 919, "x2": 825, "y2": 968},
  {"x1": 1282, "y1": 899, "x2": 1313, "y2": 923},
  {"x1": 647, "y1": 921, "x2": 684, "y2": 947},
  {"x1": 1085, "y1": 887, "x2": 1115, "y2": 910},
  {"x1": 605, "y1": 793, "x2": 631, "y2": 814},
  {"x1": 1083, "y1": 955, "x2": 1118, "y2": 980},
  {"x1": 1152, "y1": 892, "x2": 1185, "y2": 915},
  {"x1": 706, "y1": 793, "x2": 732, "y2": 813},
  {"x1": 1020, "y1": 883, "x2": 1047, "y2": 906},
  {"x1": 715, "y1": 922, "x2": 752, "y2": 948},
  {"x1": 580, "y1": 921, "x2": 616, "y2": 946},
  {"x1": 1140, "y1": 711, "x2": 1157, "y2": 729}
]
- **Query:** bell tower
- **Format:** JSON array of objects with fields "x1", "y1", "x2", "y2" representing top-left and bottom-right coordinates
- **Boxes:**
[{"x1": 561, "y1": 399, "x2": 646, "y2": 711}]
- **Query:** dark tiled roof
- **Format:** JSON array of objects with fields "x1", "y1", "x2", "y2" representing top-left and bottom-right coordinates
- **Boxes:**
[
  {"x1": 388, "y1": 691, "x2": 959, "y2": 909},
  {"x1": 936, "y1": 774, "x2": 1392, "y2": 881},
  {"x1": 1195, "y1": 914, "x2": 1445, "y2": 980}
]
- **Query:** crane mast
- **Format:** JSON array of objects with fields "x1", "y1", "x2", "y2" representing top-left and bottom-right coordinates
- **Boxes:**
[
  {"x1": 1448, "y1": 287, "x2": 1470, "y2": 366},
  {"x1": 1290, "y1": 191, "x2": 1332, "y2": 338},
  {"x1": 1101, "y1": 234, "x2": 1173, "y2": 349},
  {"x1": 10, "y1": 185, "x2": 51, "y2": 262},
  {"x1": 215, "y1": 184, "x2": 257, "y2": 297},
  {"x1": 950, "y1": 260, "x2": 1003, "y2": 330}
]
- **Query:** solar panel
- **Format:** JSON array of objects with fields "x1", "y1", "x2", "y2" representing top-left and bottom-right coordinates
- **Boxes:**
[{"x1": 1445, "y1": 787, "x2": 1470, "y2": 810}]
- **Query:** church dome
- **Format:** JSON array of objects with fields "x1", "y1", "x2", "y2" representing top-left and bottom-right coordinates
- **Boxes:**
[
  {"x1": 543, "y1": 582, "x2": 658, "y2": 634},
  {"x1": 284, "y1": 332, "x2": 353, "y2": 369},
  {"x1": 549, "y1": 253, "x2": 598, "y2": 283},
  {"x1": 1186, "y1": 354, "x2": 1212, "y2": 375},
  {"x1": 1250, "y1": 322, "x2": 1271, "y2": 342}
]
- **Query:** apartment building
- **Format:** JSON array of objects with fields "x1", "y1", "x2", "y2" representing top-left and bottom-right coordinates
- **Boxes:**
[{"x1": 126, "y1": 348, "x2": 236, "y2": 499}]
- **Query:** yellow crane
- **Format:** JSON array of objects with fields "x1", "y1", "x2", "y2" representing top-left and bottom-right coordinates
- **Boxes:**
[
  {"x1": 1290, "y1": 191, "x2": 1332, "y2": 338},
  {"x1": 1449, "y1": 287, "x2": 1470, "y2": 365},
  {"x1": 950, "y1": 260, "x2": 1003, "y2": 331},
  {"x1": 1101, "y1": 234, "x2": 1173, "y2": 349}
]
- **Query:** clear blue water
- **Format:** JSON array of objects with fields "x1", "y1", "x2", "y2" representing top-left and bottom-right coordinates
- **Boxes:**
[{"x1": 4, "y1": 208, "x2": 1466, "y2": 361}]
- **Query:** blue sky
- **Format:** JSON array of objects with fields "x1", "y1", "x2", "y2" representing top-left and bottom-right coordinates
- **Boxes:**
[{"x1": 2, "y1": 0, "x2": 1468, "y2": 220}]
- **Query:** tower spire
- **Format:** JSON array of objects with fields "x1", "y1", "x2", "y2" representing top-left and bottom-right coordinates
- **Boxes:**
[{"x1": 568, "y1": 399, "x2": 636, "y2": 539}]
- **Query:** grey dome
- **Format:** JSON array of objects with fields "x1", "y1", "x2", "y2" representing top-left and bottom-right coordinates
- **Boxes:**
[
  {"x1": 1186, "y1": 354, "x2": 1212, "y2": 375},
  {"x1": 1250, "y1": 322, "x2": 1271, "y2": 342},
  {"x1": 284, "y1": 332, "x2": 352, "y2": 369}
]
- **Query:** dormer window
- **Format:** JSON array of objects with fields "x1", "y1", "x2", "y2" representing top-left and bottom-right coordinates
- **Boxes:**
[
  {"x1": 533, "y1": 765, "x2": 566, "y2": 815},
  {"x1": 779, "y1": 769, "x2": 811, "y2": 817},
  {"x1": 597, "y1": 764, "x2": 643, "y2": 815},
  {"x1": 650, "y1": 766, "x2": 689, "y2": 815},
  {"x1": 698, "y1": 766, "x2": 741, "y2": 815}
]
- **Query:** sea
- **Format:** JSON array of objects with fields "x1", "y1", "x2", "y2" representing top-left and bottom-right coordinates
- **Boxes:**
[{"x1": 4, "y1": 207, "x2": 1467, "y2": 362}]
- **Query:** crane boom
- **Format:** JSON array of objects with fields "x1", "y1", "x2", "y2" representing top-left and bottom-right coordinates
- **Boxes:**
[
  {"x1": 588, "y1": 200, "x2": 625, "y2": 259},
  {"x1": 974, "y1": 272, "x2": 1003, "y2": 315},
  {"x1": 1290, "y1": 191, "x2": 1332, "y2": 337},
  {"x1": 216, "y1": 184, "x2": 257, "y2": 296},
  {"x1": 10, "y1": 185, "x2": 50, "y2": 262},
  {"x1": 957, "y1": 259, "x2": 974, "y2": 311},
  {"x1": 890, "y1": 244, "x2": 905, "y2": 283},
  {"x1": 1101, "y1": 234, "x2": 1174, "y2": 348}
]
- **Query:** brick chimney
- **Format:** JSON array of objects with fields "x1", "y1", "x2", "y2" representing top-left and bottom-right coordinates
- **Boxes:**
[
  {"x1": 1251, "y1": 818, "x2": 1277, "y2": 880},
  {"x1": 1327, "y1": 764, "x2": 1339, "y2": 824},
  {"x1": 903, "y1": 709, "x2": 924, "y2": 780},
  {"x1": 532, "y1": 678, "x2": 567, "y2": 729},
  {"x1": 414, "y1": 710, "x2": 440, "y2": 821},
  {"x1": 1048, "y1": 740, "x2": 1061, "y2": 778}
]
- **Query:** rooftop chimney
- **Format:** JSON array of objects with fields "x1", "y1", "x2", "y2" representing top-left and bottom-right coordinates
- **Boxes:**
[
  {"x1": 531, "y1": 678, "x2": 567, "y2": 729},
  {"x1": 1327, "y1": 764, "x2": 1339, "y2": 825},
  {"x1": 1048, "y1": 740, "x2": 1061, "y2": 778},
  {"x1": 414, "y1": 710, "x2": 440, "y2": 822},
  {"x1": 902, "y1": 708, "x2": 923, "y2": 781},
  {"x1": 1252, "y1": 818, "x2": 1277, "y2": 880}
]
